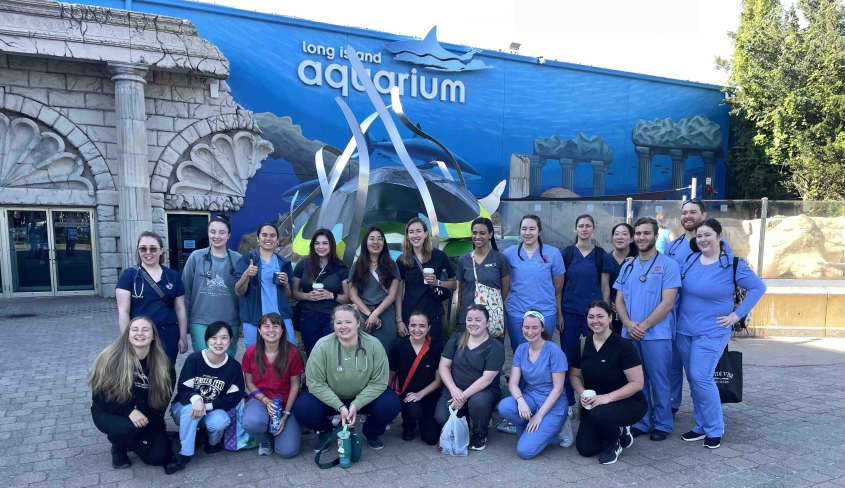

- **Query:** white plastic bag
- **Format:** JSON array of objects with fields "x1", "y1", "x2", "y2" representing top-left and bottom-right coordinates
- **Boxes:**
[{"x1": 439, "y1": 406, "x2": 469, "y2": 456}]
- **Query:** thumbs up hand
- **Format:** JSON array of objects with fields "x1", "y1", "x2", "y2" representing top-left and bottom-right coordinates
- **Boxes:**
[{"x1": 245, "y1": 259, "x2": 258, "y2": 277}]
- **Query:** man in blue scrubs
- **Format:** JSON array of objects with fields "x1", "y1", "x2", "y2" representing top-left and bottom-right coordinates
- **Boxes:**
[
  {"x1": 665, "y1": 199, "x2": 732, "y2": 416},
  {"x1": 615, "y1": 217, "x2": 681, "y2": 441}
]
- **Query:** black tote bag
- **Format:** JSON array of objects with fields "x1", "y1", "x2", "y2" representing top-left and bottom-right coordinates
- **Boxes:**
[{"x1": 714, "y1": 346, "x2": 743, "y2": 404}]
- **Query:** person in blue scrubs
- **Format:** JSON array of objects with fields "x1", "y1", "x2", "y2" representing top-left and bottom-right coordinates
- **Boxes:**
[
  {"x1": 614, "y1": 217, "x2": 681, "y2": 441},
  {"x1": 677, "y1": 219, "x2": 765, "y2": 449},
  {"x1": 665, "y1": 199, "x2": 733, "y2": 417},
  {"x1": 497, "y1": 311, "x2": 568, "y2": 459},
  {"x1": 609, "y1": 223, "x2": 638, "y2": 335},
  {"x1": 233, "y1": 223, "x2": 295, "y2": 348},
  {"x1": 504, "y1": 215, "x2": 565, "y2": 351},
  {"x1": 560, "y1": 214, "x2": 613, "y2": 411}
]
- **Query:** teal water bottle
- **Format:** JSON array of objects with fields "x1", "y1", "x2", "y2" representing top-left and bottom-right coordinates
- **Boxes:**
[{"x1": 337, "y1": 425, "x2": 352, "y2": 468}]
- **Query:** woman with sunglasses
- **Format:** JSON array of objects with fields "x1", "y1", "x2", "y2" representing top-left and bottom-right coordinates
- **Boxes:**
[
  {"x1": 395, "y1": 218, "x2": 456, "y2": 348},
  {"x1": 293, "y1": 304, "x2": 401, "y2": 452},
  {"x1": 497, "y1": 310, "x2": 569, "y2": 459},
  {"x1": 181, "y1": 215, "x2": 243, "y2": 356},
  {"x1": 609, "y1": 223, "x2": 638, "y2": 335},
  {"x1": 348, "y1": 227, "x2": 401, "y2": 352},
  {"x1": 676, "y1": 219, "x2": 765, "y2": 449},
  {"x1": 234, "y1": 223, "x2": 295, "y2": 349},
  {"x1": 116, "y1": 231, "x2": 188, "y2": 362},
  {"x1": 292, "y1": 229, "x2": 349, "y2": 355}
]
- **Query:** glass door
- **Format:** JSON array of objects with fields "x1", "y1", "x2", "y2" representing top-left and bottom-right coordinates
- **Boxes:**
[
  {"x1": 167, "y1": 213, "x2": 210, "y2": 274},
  {"x1": 51, "y1": 210, "x2": 96, "y2": 293},
  {"x1": 5, "y1": 209, "x2": 52, "y2": 295}
]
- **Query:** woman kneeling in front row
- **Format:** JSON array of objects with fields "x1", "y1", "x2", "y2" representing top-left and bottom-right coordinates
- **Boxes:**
[
  {"x1": 293, "y1": 304, "x2": 401, "y2": 451},
  {"x1": 436, "y1": 304, "x2": 505, "y2": 451},
  {"x1": 498, "y1": 310, "x2": 569, "y2": 459},
  {"x1": 571, "y1": 301, "x2": 647, "y2": 465},
  {"x1": 89, "y1": 317, "x2": 175, "y2": 469}
]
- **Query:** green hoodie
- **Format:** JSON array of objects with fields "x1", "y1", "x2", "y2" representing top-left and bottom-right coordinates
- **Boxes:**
[{"x1": 306, "y1": 331, "x2": 389, "y2": 410}]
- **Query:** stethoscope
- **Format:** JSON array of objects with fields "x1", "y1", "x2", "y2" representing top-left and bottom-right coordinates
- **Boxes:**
[
  {"x1": 202, "y1": 248, "x2": 236, "y2": 279},
  {"x1": 680, "y1": 251, "x2": 730, "y2": 280},
  {"x1": 131, "y1": 265, "x2": 173, "y2": 299},
  {"x1": 337, "y1": 337, "x2": 368, "y2": 373},
  {"x1": 666, "y1": 235, "x2": 688, "y2": 257},
  {"x1": 617, "y1": 254, "x2": 658, "y2": 285}
]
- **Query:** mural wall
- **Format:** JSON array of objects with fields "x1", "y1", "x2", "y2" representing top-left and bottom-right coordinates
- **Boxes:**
[{"x1": 87, "y1": 0, "x2": 731, "y2": 245}]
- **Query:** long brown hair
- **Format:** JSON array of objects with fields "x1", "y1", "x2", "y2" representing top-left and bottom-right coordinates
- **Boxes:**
[
  {"x1": 352, "y1": 227, "x2": 396, "y2": 290},
  {"x1": 255, "y1": 312, "x2": 289, "y2": 380},
  {"x1": 459, "y1": 304, "x2": 490, "y2": 354},
  {"x1": 307, "y1": 229, "x2": 345, "y2": 282},
  {"x1": 399, "y1": 218, "x2": 432, "y2": 268},
  {"x1": 88, "y1": 317, "x2": 172, "y2": 410}
]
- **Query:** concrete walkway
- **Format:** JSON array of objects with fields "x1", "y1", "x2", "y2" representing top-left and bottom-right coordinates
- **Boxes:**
[{"x1": 0, "y1": 297, "x2": 843, "y2": 487}]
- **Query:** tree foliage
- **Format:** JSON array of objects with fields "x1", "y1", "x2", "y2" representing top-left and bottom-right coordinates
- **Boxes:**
[{"x1": 720, "y1": 0, "x2": 845, "y2": 200}]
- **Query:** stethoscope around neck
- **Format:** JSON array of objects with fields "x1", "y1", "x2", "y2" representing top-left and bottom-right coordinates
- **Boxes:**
[
  {"x1": 617, "y1": 254, "x2": 658, "y2": 285},
  {"x1": 131, "y1": 265, "x2": 173, "y2": 299},
  {"x1": 680, "y1": 251, "x2": 730, "y2": 280},
  {"x1": 337, "y1": 336, "x2": 368, "y2": 373},
  {"x1": 202, "y1": 248, "x2": 235, "y2": 279}
]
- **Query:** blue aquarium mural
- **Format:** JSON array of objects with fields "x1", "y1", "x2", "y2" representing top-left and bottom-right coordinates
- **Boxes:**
[{"x1": 85, "y1": 0, "x2": 731, "y2": 246}]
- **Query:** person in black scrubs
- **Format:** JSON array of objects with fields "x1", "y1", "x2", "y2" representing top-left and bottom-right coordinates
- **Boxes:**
[
  {"x1": 570, "y1": 301, "x2": 647, "y2": 465},
  {"x1": 388, "y1": 311, "x2": 443, "y2": 444}
]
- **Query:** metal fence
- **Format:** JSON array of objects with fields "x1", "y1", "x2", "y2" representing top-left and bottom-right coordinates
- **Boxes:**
[{"x1": 497, "y1": 198, "x2": 845, "y2": 280}]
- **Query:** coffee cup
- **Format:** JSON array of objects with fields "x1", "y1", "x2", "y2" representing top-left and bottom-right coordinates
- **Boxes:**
[
  {"x1": 273, "y1": 271, "x2": 282, "y2": 284},
  {"x1": 582, "y1": 389, "x2": 596, "y2": 410},
  {"x1": 312, "y1": 283, "x2": 324, "y2": 290},
  {"x1": 423, "y1": 268, "x2": 435, "y2": 284}
]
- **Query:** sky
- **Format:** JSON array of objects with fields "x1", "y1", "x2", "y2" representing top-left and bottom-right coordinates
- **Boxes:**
[{"x1": 194, "y1": 0, "x2": 743, "y2": 86}]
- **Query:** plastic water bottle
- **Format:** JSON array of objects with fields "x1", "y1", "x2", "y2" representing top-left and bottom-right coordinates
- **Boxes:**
[{"x1": 269, "y1": 398, "x2": 282, "y2": 434}]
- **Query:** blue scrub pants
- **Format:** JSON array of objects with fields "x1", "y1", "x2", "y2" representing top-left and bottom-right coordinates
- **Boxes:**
[
  {"x1": 506, "y1": 312, "x2": 557, "y2": 352},
  {"x1": 498, "y1": 391, "x2": 566, "y2": 459},
  {"x1": 631, "y1": 339, "x2": 673, "y2": 433},
  {"x1": 675, "y1": 332, "x2": 731, "y2": 438},
  {"x1": 670, "y1": 341, "x2": 684, "y2": 410},
  {"x1": 300, "y1": 310, "x2": 334, "y2": 356},
  {"x1": 170, "y1": 403, "x2": 231, "y2": 456},
  {"x1": 560, "y1": 312, "x2": 590, "y2": 406},
  {"x1": 243, "y1": 319, "x2": 295, "y2": 349}
]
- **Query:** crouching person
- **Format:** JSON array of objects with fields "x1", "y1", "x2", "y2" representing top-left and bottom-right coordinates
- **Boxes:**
[
  {"x1": 293, "y1": 304, "x2": 401, "y2": 451},
  {"x1": 166, "y1": 322, "x2": 245, "y2": 474},
  {"x1": 89, "y1": 317, "x2": 175, "y2": 469}
]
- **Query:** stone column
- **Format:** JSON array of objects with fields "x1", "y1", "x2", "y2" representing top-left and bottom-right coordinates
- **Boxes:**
[
  {"x1": 635, "y1": 146, "x2": 652, "y2": 193},
  {"x1": 109, "y1": 63, "x2": 152, "y2": 270},
  {"x1": 701, "y1": 150, "x2": 717, "y2": 199},
  {"x1": 669, "y1": 148, "x2": 686, "y2": 191},
  {"x1": 508, "y1": 154, "x2": 530, "y2": 198},
  {"x1": 590, "y1": 160, "x2": 607, "y2": 196},
  {"x1": 559, "y1": 158, "x2": 575, "y2": 191},
  {"x1": 528, "y1": 155, "x2": 546, "y2": 196}
]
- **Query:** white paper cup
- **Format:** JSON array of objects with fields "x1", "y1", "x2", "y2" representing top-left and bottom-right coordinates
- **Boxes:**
[
  {"x1": 423, "y1": 268, "x2": 434, "y2": 284},
  {"x1": 312, "y1": 283, "x2": 324, "y2": 290},
  {"x1": 582, "y1": 389, "x2": 596, "y2": 410}
]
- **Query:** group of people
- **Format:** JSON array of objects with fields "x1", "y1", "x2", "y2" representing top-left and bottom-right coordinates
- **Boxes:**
[{"x1": 89, "y1": 198, "x2": 766, "y2": 471}]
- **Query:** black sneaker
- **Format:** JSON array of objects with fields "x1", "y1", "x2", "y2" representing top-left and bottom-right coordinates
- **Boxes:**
[
  {"x1": 649, "y1": 429, "x2": 669, "y2": 441},
  {"x1": 469, "y1": 433, "x2": 487, "y2": 451},
  {"x1": 682, "y1": 430, "x2": 706, "y2": 442},
  {"x1": 618, "y1": 426, "x2": 634, "y2": 449},
  {"x1": 401, "y1": 430, "x2": 415, "y2": 442},
  {"x1": 314, "y1": 430, "x2": 332, "y2": 453},
  {"x1": 630, "y1": 427, "x2": 645, "y2": 438},
  {"x1": 163, "y1": 453, "x2": 191, "y2": 475},
  {"x1": 204, "y1": 441, "x2": 223, "y2": 454},
  {"x1": 598, "y1": 441, "x2": 622, "y2": 465},
  {"x1": 703, "y1": 436, "x2": 721, "y2": 449},
  {"x1": 110, "y1": 445, "x2": 130, "y2": 469}
]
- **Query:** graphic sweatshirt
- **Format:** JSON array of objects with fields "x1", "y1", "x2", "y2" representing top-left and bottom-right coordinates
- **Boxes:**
[{"x1": 172, "y1": 350, "x2": 245, "y2": 412}]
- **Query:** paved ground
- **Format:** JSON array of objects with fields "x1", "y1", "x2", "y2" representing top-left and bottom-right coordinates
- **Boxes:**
[{"x1": 0, "y1": 296, "x2": 843, "y2": 488}]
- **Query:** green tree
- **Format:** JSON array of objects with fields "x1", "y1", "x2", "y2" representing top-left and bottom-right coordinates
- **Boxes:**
[{"x1": 720, "y1": 0, "x2": 845, "y2": 200}]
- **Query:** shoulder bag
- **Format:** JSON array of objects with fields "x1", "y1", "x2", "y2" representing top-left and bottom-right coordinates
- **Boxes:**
[{"x1": 470, "y1": 252, "x2": 505, "y2": 338}]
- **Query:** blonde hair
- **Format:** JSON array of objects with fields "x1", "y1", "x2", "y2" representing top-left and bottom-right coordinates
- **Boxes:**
[
  {"x1": 88, "y1": 317, "x2": 172, "y2": 410},
  {"x1": 332, "y1": 303, "x2": 363, "y2": 325},
  {"x1": 399, "y1": 218, "x2": 432, "y2": 268}
]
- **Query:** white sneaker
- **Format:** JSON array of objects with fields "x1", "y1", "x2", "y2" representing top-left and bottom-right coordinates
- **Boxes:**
[
  {"x1": 559, "y1": 416, "x2": 574, "y2": 447},
  {"x1": 258, "y1": 441, "x2": 272, "y2": 456}
]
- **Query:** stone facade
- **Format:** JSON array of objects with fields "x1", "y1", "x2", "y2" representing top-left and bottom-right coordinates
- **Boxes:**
[{"x1": 0, "y1": 1, "x2": 272, "y2": 298}]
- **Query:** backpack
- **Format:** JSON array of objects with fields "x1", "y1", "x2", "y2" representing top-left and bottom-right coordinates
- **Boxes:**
[{"x1": 562, "y1": 245, "x2": 605, "y2": 290}]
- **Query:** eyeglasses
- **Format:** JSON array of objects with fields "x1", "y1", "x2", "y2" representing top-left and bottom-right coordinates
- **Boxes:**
[
  {"x1": 138, "y1": 246, "x2": 160, "y2": 254},
  {"x1": 367, "y1": 236, "x2": 385, "y2": 242}
]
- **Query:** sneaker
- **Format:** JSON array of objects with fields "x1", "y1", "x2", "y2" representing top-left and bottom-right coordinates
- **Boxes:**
[
  {"x1": 110, "y1": 445, "x2": 130, "y2": 469},
  {"x1": 630, "y1": 427, "x2": 645, "y2": 438},
  {"x1": 703, "y1": 436, "x2": 721, "y2": 449},
  {"x1": 598, "y1": 441, "x2": 622, "y2": 465},
  {"x1": 314, "y1": 431, "x2": 332, "y2": 453},
  {"x1": 682, "y1": 430, "x2": 706, "y2": 442},
  {"x1": 469, "y1": 433, "x2": 487, "y2": 451},
  {"x1": 366, "y1": 437, "x2": 384, "y2": 450},
  {"x1": 258, "y1": 441, "x2": 272, "y2": 456},
  {"x1": 402, "y1": 430, "x2": 415, "y2": 442},
  {"x1": 649, "y1": 429, "x2": 669, "y2": 441},
  {"x1": 619, "y1": 426, "x2": 634, "y2": 449},
  {"x1": 164, "y1": 453, "x2": 191, "y2": 475},
  {"x1": 204, "y1": 441, "x2": 223, "y2": 455},
  {"x1": 558, "y1": 416, "x2": 574, "y2": 448}
]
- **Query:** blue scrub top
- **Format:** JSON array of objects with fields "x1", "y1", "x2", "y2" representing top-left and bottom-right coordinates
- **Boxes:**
[
  {"x1": 665, "y1": 234, "x2": 733, "y2": 268},
  {"x1": 116, "y1": 266, "x2": 185, "y2": 327},
  {"x1": 504, "y1": 244, "x2": 565, "y2": 318},
  {"x1": 512, "y1": 341, "x2": 568, "y2": 410},
  {"x1": 259, "y1": 256, "x2": 281, "y2": 316},
  {"x1": 561, "y1": 246, "x2": 615, "y2": 315},
  {"x1": 613, "y1": 253, "x2": 681, "y2": 340},
  {"x1": 677, "y1": 255, "x2": 766, "y2": 337}
]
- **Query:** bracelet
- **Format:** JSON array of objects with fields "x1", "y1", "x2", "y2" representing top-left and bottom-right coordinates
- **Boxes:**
[
  {"x1": 516, "y1": 396, "x2": 524, "y2": 402},
  {"x1": 396, "y1": 319, "x2": 404, "y2": 323}
]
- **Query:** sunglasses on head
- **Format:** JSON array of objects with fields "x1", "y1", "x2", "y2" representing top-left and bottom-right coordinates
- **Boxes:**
[
  {"x1": 683, "y1": 198, "x2": 703, "y2": 206},
  {"x1": 138, "y1": 246, "x2": 160, "y2": 254}
]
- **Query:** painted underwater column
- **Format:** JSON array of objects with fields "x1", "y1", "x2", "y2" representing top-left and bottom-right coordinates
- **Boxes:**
[
  {"x1": 669, "y1": 148, "x2": 686, "y2": 191},
  {"x1": 560, "y1": 158, "x2": 575, "y2": 192},
  {"x1": 528, "y1": 156, "x2": 546, "y2": 196},
  {"x1": 635, "y1": 146, "x2": 653, "y2": 193},
  {"x1": 590, "y1": 160, "x2": 609, "y2": 197}
]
